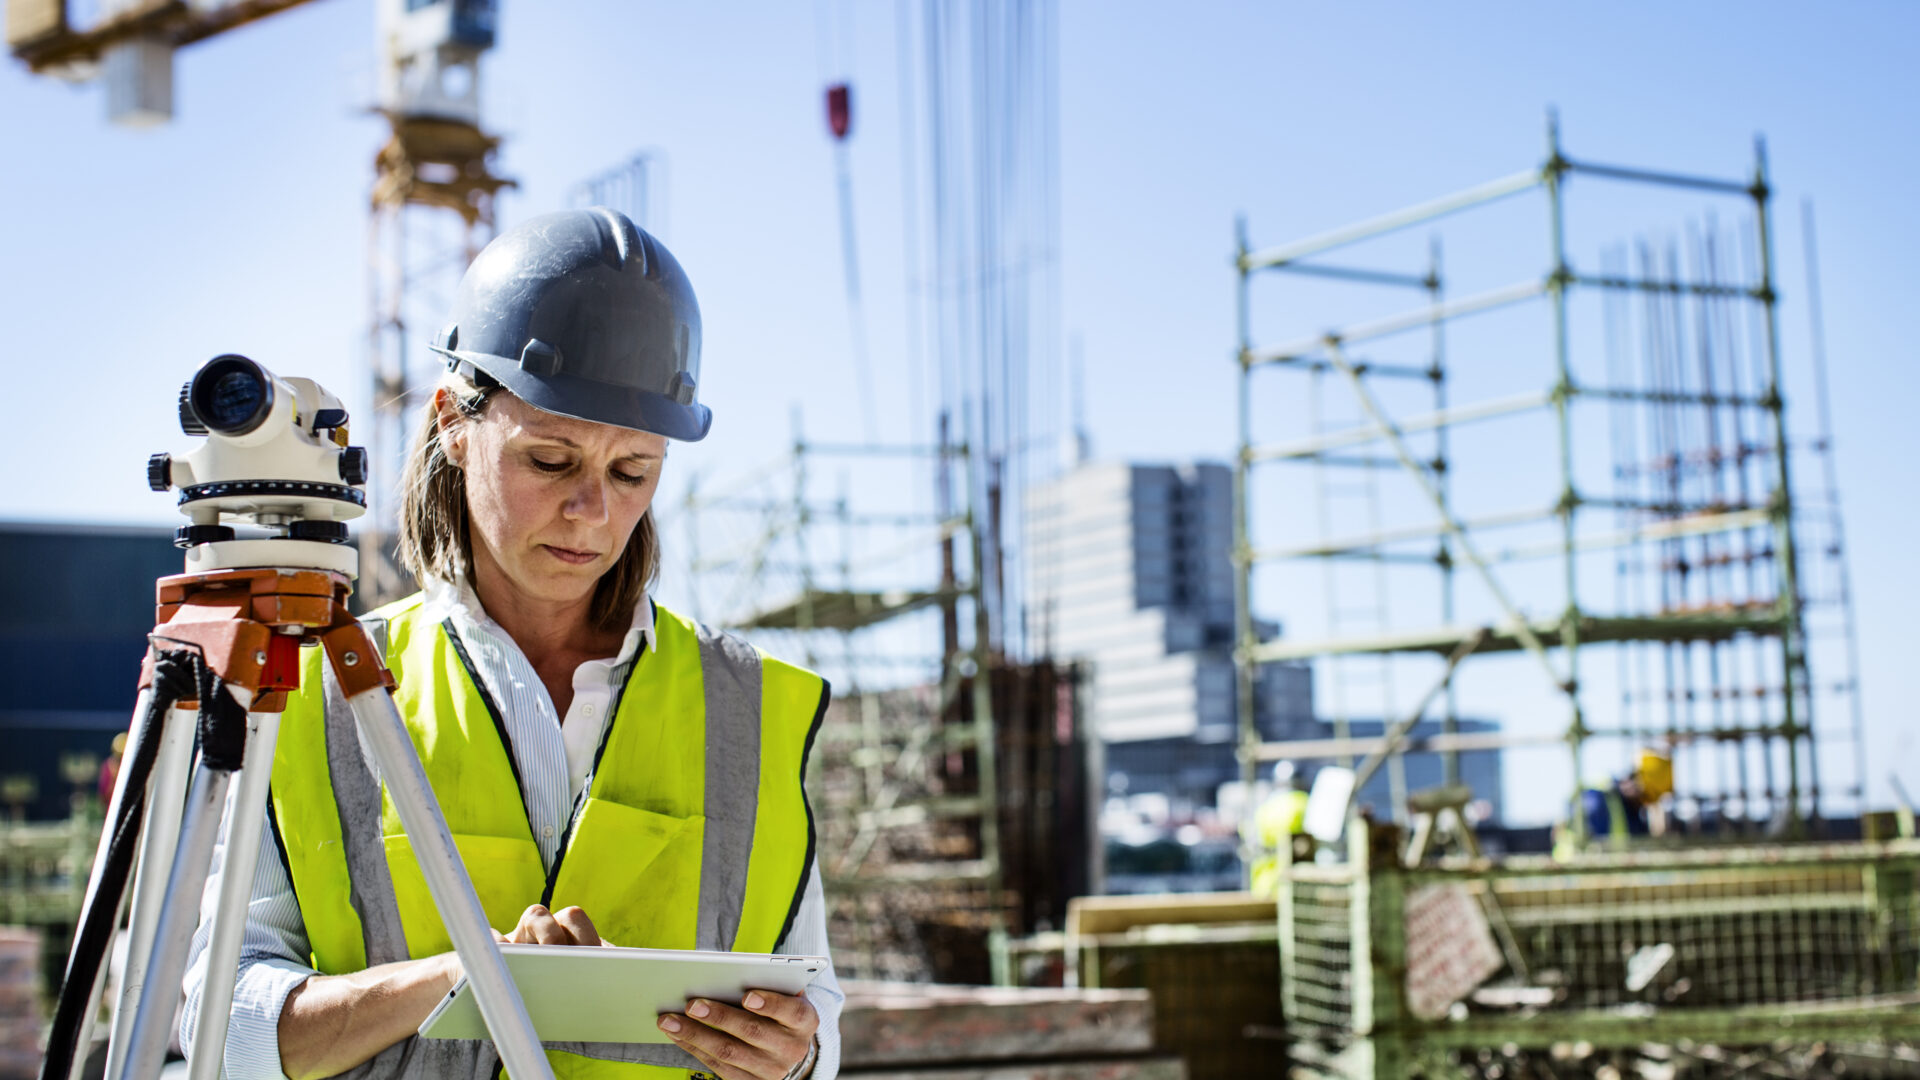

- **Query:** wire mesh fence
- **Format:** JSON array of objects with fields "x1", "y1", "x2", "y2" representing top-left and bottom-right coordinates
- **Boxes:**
[{"x1": 1279, "y1": 829, "x2": 1920, "y2": 1078}]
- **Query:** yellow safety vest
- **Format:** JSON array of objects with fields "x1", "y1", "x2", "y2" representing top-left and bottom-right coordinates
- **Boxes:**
[
  {"x1": 268, "y1": 594, "x2": 827, "y2": 1080},
  {"x1": 1248, "y1": 789, "x2": 1314, "y2": 897}
]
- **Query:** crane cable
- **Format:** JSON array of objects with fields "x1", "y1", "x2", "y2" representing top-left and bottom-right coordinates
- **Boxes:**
[{"x1": 818, "y1": 0, "x2": 879, "y2": 442}]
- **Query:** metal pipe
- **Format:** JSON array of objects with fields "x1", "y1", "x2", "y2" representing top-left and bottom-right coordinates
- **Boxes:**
[
  {"x1": 1252, "y1": 504, "x2": 1558, "y2": 562},
  {"x1": 1562, "y1": 156, "x2": 1753, "y2": 197},
  {"x1": 1251, "y1": 608, "x2": 1781, "y2": 663},
  {"x1": 1573, "y1": 385, "x2": 1772, "y2": 408},
  {"x1": 1263, "y1": 261, "x2": 1434, "y2": 289},
  {"x1": 1751, "y1": 137, "x2": 1809, "y2": 831},
  {"x1": 1347, "y1": 632, "x2": 1487, "y2": 801},
  {"x1": 1325, "y1": 338, "x2": 1570, "y2": 689},
  {"x1": 1301, "y1": 453, "x2": 1430, "y2": 470},
  {"x1": 1486, "y1": 508, "x2": 1773, "y2": 564},
  {"x1": 1244, "y1": 355, "x2": 1435, "y2": 380},
  {"x1": 1241, "y1": 168, "x2": 1542, "y2": 270},
  {"x1": 1545, "y1": 113, "x2": 1588, "y2": 843},
  {"x1": 1429, "y1": 238, "x2": 1459, "y2": 787},
  {"x1": 1251, "y1": 729, "x2": 1566, "y2": 762},
  {"x1": 185, "y1": 710, "x2": 283, "y2": 1080},
  {"x1": 1231, "y1": 216, "x2": 1259, "y2": 883},
  {"x1": 1584, "y1": 723, "x2": 1807, "y2": 741},
  {"x1": 1581, "y1": 496, "x2": 1764, "y2": 514},
  {"x1": 1249, "y1": 278, "x2": 1548, "y2": 364},
  {"x1": 345, "y1": 689, "x2": 554, "y2": 1080},
  {"x1": 1571, "y1": 273, "x2": 1755, "y2": 298},
  {"x1": 1247, "y1": 390, "x2": 1552, "y2": 462}
]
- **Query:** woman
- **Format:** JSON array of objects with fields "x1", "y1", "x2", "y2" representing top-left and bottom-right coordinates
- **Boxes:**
[{"x1": 181, "y1": 209, "x2": 838, "y2": 1080}]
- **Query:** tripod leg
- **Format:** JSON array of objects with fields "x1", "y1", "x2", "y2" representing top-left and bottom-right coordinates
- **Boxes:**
[
  {"x1": 121, "y1": 762, "x2": 233, "y2": 1080},
  {"x1": 184, "y1": 710, "x2": 283, "y2": 1080},
  {"x1": 106, "y1": 706, "x2": 197, "y2": 1080},
  {"x1": 345, "y1": 687, "x2": 555, "y2": 1080},
  {"x1": 54, "y1": 689, "x2": 157, "y2": 1080}
]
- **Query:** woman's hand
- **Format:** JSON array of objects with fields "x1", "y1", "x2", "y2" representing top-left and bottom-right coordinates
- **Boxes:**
[
  {"x1": 657, "y1": 990, "x2": 819, "y2": 1080},
  {"x1": 502, "y1": 903, "x2": 614, "y2": 946}
]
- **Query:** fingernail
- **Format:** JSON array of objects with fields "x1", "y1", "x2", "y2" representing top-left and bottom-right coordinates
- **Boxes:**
[
  {"x1": 688, "y1": 1001, "x2": 709, "y2": 1018},
  {"x1": 659, "y1": 1016, "x2": 681, "y2": 1033},
  {"x1": 744, "y1": 993, "x2": 764, "y2": 1010}
]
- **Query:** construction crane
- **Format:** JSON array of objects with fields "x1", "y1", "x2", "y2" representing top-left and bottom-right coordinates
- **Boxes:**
[
  {"x1": 361, "y1": 0, "x2": 511, "y2": 603},
  {"x1": 7, "y1": 0, "x2": 510, "y2": 604},
  {"x1": 5, "y1": 0, "x2": 321, "y2": 125}
]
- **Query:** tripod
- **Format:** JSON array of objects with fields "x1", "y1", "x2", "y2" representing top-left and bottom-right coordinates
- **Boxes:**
[{"x1": 41, "y1": 553, "x2": 557, "y2": 1080}]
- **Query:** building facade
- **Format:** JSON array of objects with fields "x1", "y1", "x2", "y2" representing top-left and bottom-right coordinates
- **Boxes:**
[
  {"x1": 1026, "y1": 462, "x2": 1503, "y2": 824},
  {"x1": 1026, "y1": 462, "x2": 1315, "y2": 812},
  {"x1": 0, "y1": 522, "x2": 180, "y2": 820}
]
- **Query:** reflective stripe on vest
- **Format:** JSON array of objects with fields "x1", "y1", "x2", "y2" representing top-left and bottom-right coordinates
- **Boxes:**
[{"x1": 268, "y1": 595, "x2": 827, "y2": 1080}]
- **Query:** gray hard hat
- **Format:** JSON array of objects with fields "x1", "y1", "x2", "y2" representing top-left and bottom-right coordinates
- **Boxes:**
[{"x1": 430, "y1": 208, "x2": 711, "y2": 441}]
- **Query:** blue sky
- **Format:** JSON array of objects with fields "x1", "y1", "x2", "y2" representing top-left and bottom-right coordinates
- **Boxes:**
[{"x1": 3, "y1": 1, "x2": 1913, "y2": 822}]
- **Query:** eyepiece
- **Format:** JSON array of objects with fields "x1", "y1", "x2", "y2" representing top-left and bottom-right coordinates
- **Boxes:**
[{"x1": 189, "y1": 355, "x2": 275, "y2": 436}]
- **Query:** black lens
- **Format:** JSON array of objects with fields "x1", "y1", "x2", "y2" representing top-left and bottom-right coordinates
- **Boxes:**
[
  {"x1": 208, "y1": 372, "x2": 265, "y2": 427},
  {"x1": 189, "y1": 355, "x2": 274, "y2": 435}
]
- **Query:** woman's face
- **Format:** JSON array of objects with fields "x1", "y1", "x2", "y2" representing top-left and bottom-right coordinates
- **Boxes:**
[{"x1": 440, "y1": 389, "x2": 667, "y2": 613}]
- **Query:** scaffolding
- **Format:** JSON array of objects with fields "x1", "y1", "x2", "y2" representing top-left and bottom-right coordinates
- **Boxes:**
[
  {"x1": 677, "y1": 423, "x2": 1089, "y2": 984},
  {"x1": 1231, "y1": 116, "x2": 1865, "y2": 847}
]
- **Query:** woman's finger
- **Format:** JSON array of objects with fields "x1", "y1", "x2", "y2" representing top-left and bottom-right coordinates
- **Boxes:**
[
  {"x1": 510, "y1": 904, "x2": 573, "y2": 946},
  {"x1": 663, "y1": 1033, "x2": 758, "y2": 1080},
  {"x1": 659, "y1": 1014, "x2": 782, "y2": 1080},
  {"x1": 740, "y1": 989, "x2": 818, "y2": 1040},
  {"x1": 551, "y1": 906, "x2": 600, "y2": 947},
  {"x1": 680, "y1": 998, "x2": 806, "y2": 1061}
]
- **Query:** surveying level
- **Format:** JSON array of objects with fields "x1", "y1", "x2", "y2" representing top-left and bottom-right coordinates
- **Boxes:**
[{"x1": 40, "y1": 356, "x2": 556, "y2": 1080}]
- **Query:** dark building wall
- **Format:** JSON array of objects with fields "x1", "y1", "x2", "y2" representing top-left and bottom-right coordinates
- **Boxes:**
[{"x1": 0, "y1": 523, "x2": 180, "y2": 819}]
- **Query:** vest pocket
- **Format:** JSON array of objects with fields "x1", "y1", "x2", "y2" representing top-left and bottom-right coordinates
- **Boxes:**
[
  {"x1": 384, "y1": 831, "x2": 546, "y2": 959},
  {"x1": 550, "y1": 798, "x2": 705, "y2": 951}
]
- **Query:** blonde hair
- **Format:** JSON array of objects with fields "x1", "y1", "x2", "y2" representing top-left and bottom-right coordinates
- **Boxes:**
[{"x1": 396, "y1": 370, "x2": 660, "y2": 634}]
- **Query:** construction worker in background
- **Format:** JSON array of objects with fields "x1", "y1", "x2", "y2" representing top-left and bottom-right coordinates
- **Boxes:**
[
  {"x1": 97, "y1": 732, "x2": 126, "y2": 807},
  {"x1": 1555, "y1": 748, "x2": 1674, "y2": 860},
  {"x1": 177, "y1": 210, "x2": 841, "y2": 1080},
  {"x1": 1249, "y1": 762, "x2": 1314, "y2": 896}
]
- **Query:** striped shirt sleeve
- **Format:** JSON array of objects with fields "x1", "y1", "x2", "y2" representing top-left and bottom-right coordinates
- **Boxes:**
[
  {"x1": 180, "y1": 781, "x2": 315, "y2": 1080},
  {"x1": 776, "y1": 861, "x2": 841, "y2": 1080}
]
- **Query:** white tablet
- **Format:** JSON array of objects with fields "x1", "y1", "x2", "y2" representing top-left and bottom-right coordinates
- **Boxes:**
[{"x1": 418, "y1": 944, "x2": 829, "y2": 1044}]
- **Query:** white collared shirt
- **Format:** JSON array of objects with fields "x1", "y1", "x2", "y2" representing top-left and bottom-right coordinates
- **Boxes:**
[
  {"x1": 180, "y1": 577, "x2": 843, "y2": 1079},
  {"x1": 420, "y1": 572, "x2": 652, "y2": 858}
]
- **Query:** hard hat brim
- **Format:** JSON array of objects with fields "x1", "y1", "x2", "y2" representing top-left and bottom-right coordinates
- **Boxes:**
[{"x1": 434, "y1": 347, "x2": 713, "y2": 442}]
